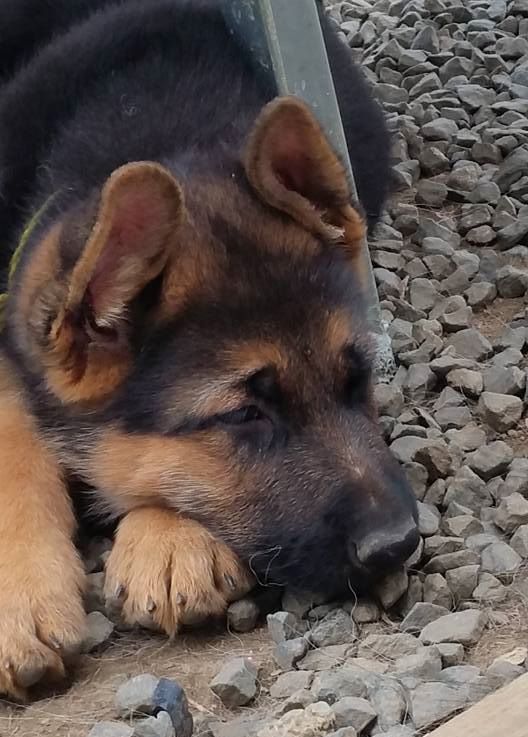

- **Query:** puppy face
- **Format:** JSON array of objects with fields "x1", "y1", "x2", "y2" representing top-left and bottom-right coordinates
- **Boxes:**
[{"x1": 10, "y1": 98, "x2": 418, "y2": 595}]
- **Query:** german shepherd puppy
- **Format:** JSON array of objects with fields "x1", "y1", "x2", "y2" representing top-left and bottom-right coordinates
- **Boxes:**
[{"x1": 0, "y1": 0, "x2": 418, "y2": 699}]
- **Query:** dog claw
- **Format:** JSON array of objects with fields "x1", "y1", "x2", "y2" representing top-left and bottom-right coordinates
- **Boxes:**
[
  {"x1": 224, "y1": 574, "x2": 237, "y2": 590},
  {"x1": 146, "y1": 597, "x2": 156, "y2": 613},
  {"x1": 48, "y1": 635, "x2": 62, "y2": 651},
  {"x1": 175, "y1": 592, "x2": 186, "y2": 606},
  {"x1": 115, "y1": 584, "x2": 125, "y2": 599},
  {"x1": 16, "y1": 663, "x2": 48, "y2": 689}
]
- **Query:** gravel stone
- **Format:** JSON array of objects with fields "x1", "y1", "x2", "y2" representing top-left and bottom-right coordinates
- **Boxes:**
[
  {"x1": 510, "y1": 525, "x2": 528, "y2": 558},
  {"x1": 424, "y1": 550, "x2": 480, "y2": 575},
  {"x1": 357, "y1": 634, "x2": 423, "y2": 660},
  {"x1": 311, "y1": 668, "x2": 368, "y2": 703},
  {"x1": 478, "y1": 392, "x2": 524, "y2": 431},
  {"x1": 403, "y1": 364, "x2": 437, "y2": 400},
  {"x1": 350, "y1": 599, "x2": 381, "y2": 624},
  {"x1": 89, "y1": 724, "x2": 134, "y2": 737},
  {"x1": 274, "y1": 639, "x2": 309, "y2": 671},
  {"x1": 417, "y1": 502, "x2": 441, "y2": 536},
  {"x1": 410, "y1": 682, "x2": 468, "y2": 730},
  {"x1": 497, "y1": 266, "x2": 528, "y2": 297},
  {"x1": 466, "y1": 533, "x2": 502, "y2": 554},
  {"x1": 415, "y1": 441, "x2": 453, "y2": 480},
  {"x1": 133, "y1": 713, "x2": 175, "y2": 737},
  {"x1": 445, "y1": 329, "x2": 493, "y2": 361},
  {"x1": 271, "y1": 672, "x2": 314, "y2": 700},
  {"x1": 268, "y1": 612, "x2": 305, "y2": 644},
  {"x1": 423, "y1": 573, "x2": 453, "y2": 609},
  {"x1": 390, "y1": 436, "x2": 429, "y2": 464},
  {"x1": 275, "y1": 689, "x2": 315, "y2": 716},
  {"x1": 400, "y1": 603, "x2": 449, "y2": 634},
  {"x1": 483, "y1": 365, "x2": 526, "y2": 396},
  {"x1": 282, "y1": 591, "x2": 325, "y2": 619},
  {"x1": 480, "y1": 542, "x2": 522, "y2": 579},
  {"x1": 420, "y1": 610, "x2": 487, "y2": 646},
  {"x1": 298, "y1": 645, "x2": 353, "y2": 672},
  {"x1": 466, "y1": 441, "x2": 514, "y2": 480},
  {"x1": 210, "y1": 658, "x2": 258, "y2": 707},
  {"x1": 444, "y1": 467, "x2": 493, "y2": 513},
  {"x1": 309, "y1": 610, "x2": 356, "y2": 648},
  {"x1": 332, "y1": 697, "x2": 377, "y2": 732},
  {"x1": 446, "y1": 424, "x2": 486, "y2": 452},
  {"x1": 376, "y1": 569, "x2": 409, "y2": 609},
  {"x1": 374, "y1": 384, "x2": 404, "y2": 417},
  {"x1": 227, "y1": 600, "x2": 260, "y2": 633},
  {"x1": 473, "y1": 573, "x2": 508, "y2": 603},
  {"x1": 368, "y1": 680, "x2": 407, "y2": 731},
  {"x1": 442, "y1": 516, "x2": 483, "y2": 539},
  {"x1": 81, "y1": 611, "x2": 114, "y2": 653},
  {"x1": 257, "y1": 702, "x2": 336, "y2": 737},
  {"x1": 495, "y1": 493, "x2": 528, "y2": 533},
  {"x1": 487, "y1": 660, "x2": 525, "y2": 686},
  {"x1": 445, "y1": 565, "x2": 480, "y2": 601},
  {"x1": 446, "y1": 369, "x2": 483, "y2": 397},
  {"x1": 422, "y1": 118, "x2": 459, "y2": 142},
  {"x1": 394, "y1": 647, "x2": 442, "y2": 682},
  {"x1": 493, "y1": 148, "x2": 528, "y2": 192},
  {"x1": 85, "y1": 571, "x2": 106, "y2": 614},
  {"x1": 436, "y1": 643, "x2": 465, "y2": 667},
  {"x1": 116, "y1": 675, "x2": 160, "y2": 718},
  {"x1": 211, "y1": 715, "x2": 267, "y2": 737}
]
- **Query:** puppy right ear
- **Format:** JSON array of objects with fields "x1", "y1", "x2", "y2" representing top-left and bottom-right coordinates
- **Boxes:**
[{"x1": 13, "y1": 161, "x2": 185, "y2": 405}]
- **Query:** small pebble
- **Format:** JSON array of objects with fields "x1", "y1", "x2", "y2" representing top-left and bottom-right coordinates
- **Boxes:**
[{"x1": 210, "y1": 658, "x2": 258, "y2": 708}]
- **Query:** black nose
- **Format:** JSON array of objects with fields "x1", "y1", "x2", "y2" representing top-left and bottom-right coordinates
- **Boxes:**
[{"x1": 352, "y1": 520, "x2": 420, "y2": 573}]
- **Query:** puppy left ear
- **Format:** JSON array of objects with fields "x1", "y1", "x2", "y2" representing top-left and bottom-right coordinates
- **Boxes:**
[
  {"x1": 43, "y1": 161, "x2": 184, "y2": 404},
  {"x1": 244, "y1": 96, "x2": 365, "y2": 261}
]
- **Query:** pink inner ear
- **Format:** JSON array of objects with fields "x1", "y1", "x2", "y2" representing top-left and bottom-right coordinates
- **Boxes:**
[
  {"x1": 89, "y1": 188, "x2": 171, "y2": 312},
  {"x1": 271, "y1": 127, "x2": 312, "y2": 195}
]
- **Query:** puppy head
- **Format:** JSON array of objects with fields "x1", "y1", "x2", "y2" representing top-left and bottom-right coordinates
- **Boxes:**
[{"x1": 10, "y1": 98, "x2": 416, "y2": 594}]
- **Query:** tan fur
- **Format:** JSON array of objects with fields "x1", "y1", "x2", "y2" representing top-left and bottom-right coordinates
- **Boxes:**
[
  {"x1": 223, "y1": 340, "x2": 287, "y2": 375},
  {"x1": 0, "y1": 357, "x2": 86, "y2": 701},
  {"x1": 13, "y1": 223, "x2": 63, "y2": 355},
  {"x1": 335, "y1": 204, "x2": 368, "y2": 288},
  {"x1": 104, "y1": 507, "x2": 253, "y2": 635},
  {"x1": 89, "y1": 428, "x2": 236, "y2": 517},
  {"x1": 326, "y1": 310, "x2": 354, "y2": 358},
  {"x1": 157, "y1": 217, "x2": 222, "y2": 321}
]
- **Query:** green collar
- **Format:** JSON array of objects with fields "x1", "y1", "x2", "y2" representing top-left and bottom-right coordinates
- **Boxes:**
[{"x1": 0, "y1": 194, "x2": 58, "y2": 330}]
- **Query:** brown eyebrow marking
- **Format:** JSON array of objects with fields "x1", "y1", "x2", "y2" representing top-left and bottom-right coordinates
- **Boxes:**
[
  {"x1": 222, "y1": 340, "x2": 287, "y2": 375},
  {"x1": 326, "y1": 309, "x2": 354, "y2": 357}
]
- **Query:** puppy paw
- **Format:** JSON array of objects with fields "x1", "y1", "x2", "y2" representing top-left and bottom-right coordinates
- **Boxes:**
[
  {"x1": 0, "y1": 538, "x2": 86, "y2": 701},
  {"x1": 104, "y1": 507, "x2": 254, "y2": 635}
]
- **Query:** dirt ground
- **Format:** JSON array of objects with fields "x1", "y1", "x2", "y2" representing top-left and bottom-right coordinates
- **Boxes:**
[
  {"x1": 0, "y1": 626, "x2": 274, "y2": 737},
  {"x1": 2, "y1": 570, "x2": 528, "y2": 737}
]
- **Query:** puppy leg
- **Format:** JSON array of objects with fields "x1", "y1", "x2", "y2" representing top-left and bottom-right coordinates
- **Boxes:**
[
  {"x1": 105, "y1": 507, "x2": 254, "y2": 635},
  {"x1": 0, "y1": 361, "x2": 86, "y2": 700}
]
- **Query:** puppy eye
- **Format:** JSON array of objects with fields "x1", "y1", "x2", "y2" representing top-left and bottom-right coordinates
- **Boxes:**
[
  {"x1": 218, "y1": 405, "x2": 265, "y2": 425},
  {"x1": 344, "y1": 367, "x2": 370, "y2": 406}
]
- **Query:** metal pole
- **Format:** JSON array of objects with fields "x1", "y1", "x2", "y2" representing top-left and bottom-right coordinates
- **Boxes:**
[{"x1": 224, "y1": 0, "x2": 394, "y2": 377}]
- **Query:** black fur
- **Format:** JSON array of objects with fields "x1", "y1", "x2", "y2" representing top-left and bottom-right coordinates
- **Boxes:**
[{"x1": 0, "y1": 0, "x2": 390, "y2": 284}]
